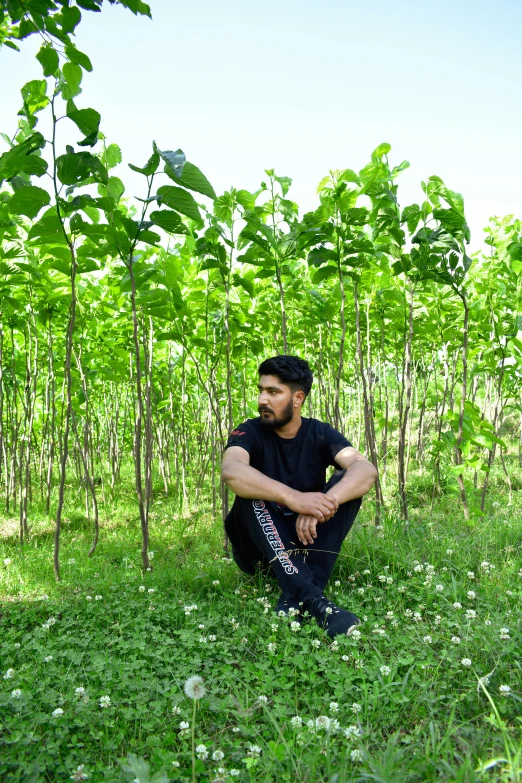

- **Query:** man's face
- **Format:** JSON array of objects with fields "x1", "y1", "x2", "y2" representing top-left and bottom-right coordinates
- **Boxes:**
[{"x1": 257, "y1": 374, "x2": 296, "y2": 430}]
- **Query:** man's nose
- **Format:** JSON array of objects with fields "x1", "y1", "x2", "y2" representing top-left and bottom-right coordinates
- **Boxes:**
[{"x1": 258, "y1": 392, "x2": 269, "y2": 407}]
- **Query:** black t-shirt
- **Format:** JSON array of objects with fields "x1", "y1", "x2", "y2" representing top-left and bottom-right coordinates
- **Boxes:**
[{"x1": 225, "y1": 417, "x2": 352, "y2": 493}]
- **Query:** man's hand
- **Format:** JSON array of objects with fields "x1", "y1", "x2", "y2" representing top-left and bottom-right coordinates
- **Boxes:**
[
  {"x1": 287, "y1": 491, "x2": 338, "y2": 522},
  {"x1": 295, "y1": 514, "x2": 321, "y2": 545}
]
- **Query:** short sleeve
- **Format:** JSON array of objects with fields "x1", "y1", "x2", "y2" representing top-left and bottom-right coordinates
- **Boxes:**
[
  {"x1": 322, "y1": 423, "x2": 352, "y2": 468},
  {"x1": 224, "y1": 421, "x2": 258, "y2": 458}
]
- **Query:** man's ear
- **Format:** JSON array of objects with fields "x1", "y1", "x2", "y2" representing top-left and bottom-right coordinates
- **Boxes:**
[{"x1": 294, "y1": 390, "x2": 305, "y2": 408}]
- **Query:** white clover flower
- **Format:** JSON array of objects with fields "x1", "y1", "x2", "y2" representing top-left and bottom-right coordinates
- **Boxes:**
[
  {"x1": 499, "y1": 685, "x2": 511, "y2": 695},
  {"x1": 480, "y1": 561, "x2": 490, "y2": 569},
  {"x1": 199, "y1": 636, "x2": 208, "y2": 643},
  {"x1": 414, "y1": 564, "x2": 423, "y2": 573},
  {"x1": 52, "y1": 707, "x2": 64, "y2": 717},
  {"x1": 461, "y1": 658, "x2": 472, "y2": 667},
  {"x1": 147, "y1": 588, "x2": 155, "y2": 594},
  {"x1": 148, "y1": 551, "x2": 154, "y2": 559},
  {"x1": 267, "y1": 642, "x2": 277, "y2": 653},
  {"x1": 99, "y1": 695, "x2": 111, "y2": 708},
  {"x1": 435, "y1": 584, "x2": 444, "y2": 593},
  {"x1": 350, "y1": 629, "x2": 362, "y2": 640},
  {"x1": 14, "y1": 642, "x2": 20, "y2": 649},
  {"x1": 171, "y1": 761, "x2": 180, "y2": 768},
  {"x1": 325, "y1": 606, "x2": 333, "y2": 615},
  {"x1": 363, "y1": 569, "x2": 371, "y2": 575},
  {"x1": 453, "y1": 602, "x2": 462, "y2": 610},
  {"x1": 247, "y1": 744, "x2": 262, "y2": 757},
  {"x1": 451, "y1": 636, "x2": 461, "y2": 644},
  {"x1": 311, "y1": 639, "x2": 321, "y2": 649},
  {"x1": 358, "y1": 587, "x2": 365, "y2": 594},
  {"x1": 423, "y1": 635, "x2": 433, "y2": 644},
  {"x1": 380, "y1": 665, "x2": 391, "y2": 676},
  {"x1": 44, "y1": 655, "x2": 53, "y2": 663},
  {"x1": 342, "y1": 654, "x2": 350, "y2": 661},
  {"x1": 288, "y1": 607, "x2": 300, "y2": 617},
  {"x1": 386, "y1": 576, "x2": 393, "y2": 584},
  {"x1": 198, "y1": 624, "x2": 205, "y2": 630},
  {"x1": 3, "y1": 558, "x2": 12, "y2": 565},
  {"x1": 315, "y1": 715, "x2": 331, "y2": 731},
  {"x1": 231, "y1": 726, "x2": 240, "y2": 733},
  {"x1": 75, "y1": 686, "x2": 86, "y2": 697},
  {"x1": 196, "y1": 744, "x2": 208, "y2": 760},
  {"x1": 467, "y1": 571, "x2": 475, "y2": 579},
  {"x1": 465, "y1": 610, "x2": 476, "y2": 620},
  {"x1": 351, "y1": 702, "x2": 362, "y2": 713},
  {"x1": 172, "y1": 705, "x2": 181, "y2": 715},
  {"x1": 467, "y1": 591, "x2": 476, "y2": 600},
  {"x1": 70, "y1": 764, "x2": 89, "y2": 782},
  {"x1": 330, "y1": 640, "x2": 340, "y2": 651},
  {"x1": 492, "y1": 501, "x2": 500, "y2": 508},
  {"x1": 212, "y1": 749, "x2": 224, "y2": 761},
  {"x1": 350, "y1": 749, "x2": 363, "y2": 762},
  {"x1": 4, "y1": 668, "x2": 15, "y2": 679},
  {"x1": 11, "y1": 689, "x2": 22, "y2": 699},
  {"x1": 270, "y1": 623, "x2": 278, "y2": 632},
  {"x1": 184, "y1": 675, "x2": 206, "y2": 700},
  {"x1": 290, "y1": 621, "x2": 300, "y2": 632},
  {"x1": 446, "y1": 549, "x2": 453, "y2": 555},
  {"x1": 230, "y1": 770, "x2": 240, "y2": 776},
  {"x1": 257, "y1": 695, "x2": 268, "y2": 703},
  {"x1": 334, "y1": 580, "x2": 341, "y2": 586},
  {"x1": 138, "y1": 585, "x2": 146, "y2": 592},
  {"x1": 484, "y1": 619, "x2": 492, "y2": 626},
  {"x1": 291, "y1": 715, "x2": 302, "y2": 727},
  {"x1": 344, "y1": 724, "x2": 359, "y2": 739},
  {"x1": 386, "y1": 611, "x2": 394, "y2": 619},
  {"x1": 500, "y1": 632, "x2": 510, "y2": 640},
  {"x1": 506, "y1": 590, "x2": 513, "y2": 596},
  {"x1": 329, "y1": 701, "x2": 339, "y2": 713},
  {"x1": 405, "y1": 609, "x2": 413, "y2": 617},
  {"x1": 85, "y1": 596, "x2": 92, "y2": 601},
  {"x1": 413, "y1": 612, "x2": 422, "y2": 622},
  {"x1": 212, "y1": 580, "x2": 220, "y2": 586},
  {"x1": 378, "y1": 575, "x2": 387, "y2": 583},
  {"x1": 179, "y1": 721, "x2": 189, "y2": 730},
  {"x1": 208, "y1": 634, "x2": 216, "y2": 642},
  {"x1": 434, "y1": 615, "x2": 442, "y2": 625}
]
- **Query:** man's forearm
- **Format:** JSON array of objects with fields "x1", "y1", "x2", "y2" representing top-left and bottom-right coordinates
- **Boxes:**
[
  {"x1": 222, "y1": 461, "x2": 294, "y2": 505},
  {"x1": 325, "y1": 461, "x2": 377, "y2": 505}
]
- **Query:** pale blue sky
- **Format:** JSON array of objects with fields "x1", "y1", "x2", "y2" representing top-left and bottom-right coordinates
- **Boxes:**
[{"x1": 1, "y1": 0, "x2": 521, "y2": 250}]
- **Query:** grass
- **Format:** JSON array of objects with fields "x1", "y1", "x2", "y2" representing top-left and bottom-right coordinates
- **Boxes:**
[{"x1": 0, "y1": 472, "x2": 521, "y2": 783}]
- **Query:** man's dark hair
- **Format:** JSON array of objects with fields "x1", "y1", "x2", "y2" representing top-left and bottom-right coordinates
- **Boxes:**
[{"x1": 258, "y1": 355, "x2": 313, "y2": 398}]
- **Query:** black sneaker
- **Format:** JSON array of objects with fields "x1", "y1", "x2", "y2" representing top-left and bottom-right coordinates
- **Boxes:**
[
  {"x1": 273, "y1": 595, "x2": 303, "y2": 621},
  {"x1": 303, "y1": 595, "x2": 360, "y2": 638}
]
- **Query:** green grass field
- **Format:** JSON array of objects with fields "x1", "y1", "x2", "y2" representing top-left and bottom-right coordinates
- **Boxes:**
[{"x1": 1, "y1": 478, "x2": 521, "y2": 783}]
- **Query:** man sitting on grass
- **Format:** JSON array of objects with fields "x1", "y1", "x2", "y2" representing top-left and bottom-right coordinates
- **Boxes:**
[{"x1": 221, "y1": 355, "x2": 377, "y2": 638}]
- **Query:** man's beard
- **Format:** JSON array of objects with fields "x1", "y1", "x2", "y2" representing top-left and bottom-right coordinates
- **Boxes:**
[{"x1": 258, "y1": 399, "x2": 294, "y2": 430}]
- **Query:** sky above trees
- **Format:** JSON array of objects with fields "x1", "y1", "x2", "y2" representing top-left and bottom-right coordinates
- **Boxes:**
[{"x1": 1, "y1": 0, "x2": 521, "y2": 251}]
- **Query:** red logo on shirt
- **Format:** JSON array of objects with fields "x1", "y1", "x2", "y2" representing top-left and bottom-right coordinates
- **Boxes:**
[{"x1": 230, "y1": 430, "x2": 246, "y2": 436}]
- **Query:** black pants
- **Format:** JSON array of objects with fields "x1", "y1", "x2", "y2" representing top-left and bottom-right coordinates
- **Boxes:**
[{"x1": 224, "y1": 471, "x2": 362, "y2": 604}]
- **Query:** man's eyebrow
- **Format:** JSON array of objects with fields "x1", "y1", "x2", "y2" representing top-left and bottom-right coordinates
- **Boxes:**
[{"x1": 257, "y1": 384, "x2": 282, "y2": 391}]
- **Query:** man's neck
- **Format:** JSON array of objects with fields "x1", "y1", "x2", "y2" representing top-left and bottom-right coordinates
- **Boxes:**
[{"x1": 275, "y1": 413, "x2": 303, "y2": 439}]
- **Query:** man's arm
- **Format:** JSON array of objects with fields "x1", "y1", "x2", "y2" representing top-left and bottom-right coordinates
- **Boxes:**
[
  {"x1": 221, "y1": 446, "x2": 337, "y2": 522},
  {"x1": 295, "y1": 447, "x2": 378, "y2": 545},
  {"x1": 324, "y1": 447, "x2": 378, "y2": 505}
]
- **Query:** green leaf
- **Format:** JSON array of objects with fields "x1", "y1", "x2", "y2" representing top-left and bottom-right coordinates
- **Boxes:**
[
  {"x1": 36, "y1": 44, "x2": 59, "y2": 77},
  {"x1": 156, "y1": 186, "x2": 201, "y2": 222},
  {"x1": 20, "y1": 80, "x2": 48, "y2": 116},
  {"x1": 118, "y1": 0, "x2": 153, "y2": 17},
  {"x1": 65, "y1": 44, "x2": 93, "y2": 72},
  {"x1": 27, "y1": 209, "x2": 64, "y2": 241},
  {"x1": 371, "y1": 142, "x2": 391, "y2": 161},
  {"x1": 8, "y1": 186, "x2": 50, "y2": 218},
  {"x1": 60, "y1": 5, "x2": 82, "y2": 34},
  {"x1": 155, "y1": 144, "x2": 186, "y2": 177},
  {"x1": 3, "y1": 40, "x2": 20, "y2": 52},
  {"x1": 62, "y1": 63, "x2": 83, "y2": 99},
  {"x1": 312, "y1": 265, "x2": 338, "y2": 284},
  {"x1": 67, "y1": 108, "x2": 101, "y2": 147},
  {"x1": 106, "y1": 177, "x2": 125, "y2": 202},
  {"x1": 129, "y1": 150, "x2": 160, "y2": 176},
  {"x1": 165, "y1": 161, "x2": 216, "y2": 200},
  {"x1": 103, "y1": 144, "x2": 122, "y2": 169},
  {"x1": 150, "y1": 210, "x2": 184, "y2": 234},
  {"x1": 0, "y1": 135, "x2": 48, "y2": 182},
  {"x1": 56, "y1": 152, "x2": 91, "y2": 185}
]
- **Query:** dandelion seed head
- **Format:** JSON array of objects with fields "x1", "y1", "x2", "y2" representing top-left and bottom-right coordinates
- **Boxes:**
[{"x1": 184, "y1": 675, "x2": 206, "y2": 700}]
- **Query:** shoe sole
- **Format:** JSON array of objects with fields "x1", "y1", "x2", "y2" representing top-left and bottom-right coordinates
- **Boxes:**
[{"x1": 346, "y1": 622, "x2": 361, "y2": 637}]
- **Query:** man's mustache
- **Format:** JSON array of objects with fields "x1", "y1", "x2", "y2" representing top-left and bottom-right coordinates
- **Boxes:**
[{"x1": 258, "y1": 407, "x2": 274, "y2": 414}]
